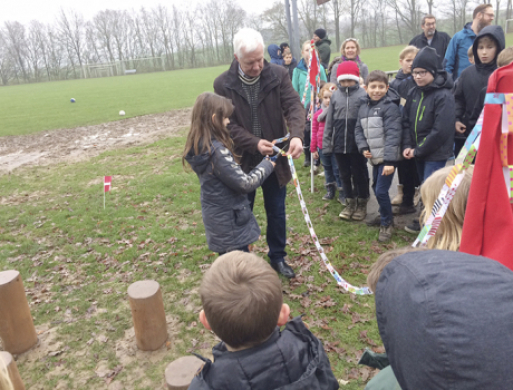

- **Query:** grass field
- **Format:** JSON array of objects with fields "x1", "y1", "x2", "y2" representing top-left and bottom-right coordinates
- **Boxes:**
[
  {"x1": 1, "y1": 32, "x2": 511, "y2": 138},
  {"x1": 0, "y1": 130, "x2": 412, "y2": 389}
]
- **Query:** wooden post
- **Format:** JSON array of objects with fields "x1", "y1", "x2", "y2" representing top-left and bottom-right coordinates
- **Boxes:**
[
  {"x1": 0, "y1": 351, "x2": 25, "y2": 390},
  {"x1": 0, "y1": 271, "x2": 38, "y2": 354},
  {"x1": 164, "y1": 356, "x2": 204, "y2": 390},
  {"x1": 127, "y1": 280, "x2": 167, "y2": 351}
]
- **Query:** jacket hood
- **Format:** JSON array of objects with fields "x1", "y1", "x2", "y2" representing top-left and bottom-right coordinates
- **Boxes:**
[
  {"x1": 184, "y1": 145, "x2": 210, "y2": 175},
  {"x1": 463, "y1": 21, "x2": 475, "y2": 34},
  {"x1": 376, "y1": 250, "x2": 513, "y2": 390},
  {"x1": 472, "y1": 25, "x2": 505, "y2": 68},
  {"x1": 267, "y1": 44, "x2": 283, "y2": 60},
  {"x1": 394, "y1": 69, "x2": 409, "y2": 81},
  {"x1": 315, "y1": 37, "x2": 332, "y2": 46},
  {"x1": 297, "y1": 58, "x2": 308, "y2": 71}
]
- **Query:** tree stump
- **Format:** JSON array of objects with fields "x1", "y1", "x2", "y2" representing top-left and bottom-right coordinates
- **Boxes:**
[
  {"x1": 0, "y1": 351, "x2": 25, "y2": 390},
  {"x1": 164, "y1": 356, "x2": 204, "y2": 390},
  {"x1": 127, "y1": 280, "x2": 167, "y2": 351},
  {"x1": 0, "y1": 271, "x2": 38, "y2": 354}
]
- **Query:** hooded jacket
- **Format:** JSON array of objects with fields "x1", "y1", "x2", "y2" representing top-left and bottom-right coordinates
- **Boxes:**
[
  {"x1": 375, "y1": 250, "x2": 513, "y2": 390},
  {"x1": 189, "y1": 316, "x2": 340, "y2": 390},
  {"x1": 268, "y1": 44, "x2": 284, "y2": 65},
  {"x1": 389, "y1": 69, "x2": 416, "y2": 101},
  {"x1": 409, "y1": 30, "x2": 451, "y2": 68},
  {"x1": 185, "y1": 139, "x2": 274, "y2": 253},
  {"x1": 402, "y1": 70, "x2": 455, "y2": 161},
  {"x1": 214, "y1": 59, "x2": 304, "y2": 187},
  {"x1": 355, "y1": 88, "x2": 402, "y2": 166},
  {"x1": 454, "y1": 25, "x2": 505, "y2": 136},
  {"x1": 292, "y1": 59, "x2": 327, "y2": 108},
  {"x1": 315, "y1": 37, "x2": 332, "y2": 69},
  {"x1": 444, "y1": 22, "x2": 476, "y2": 79},
  {"x1": 323, "y1": 83, "x2": 367, "y2": 155}
]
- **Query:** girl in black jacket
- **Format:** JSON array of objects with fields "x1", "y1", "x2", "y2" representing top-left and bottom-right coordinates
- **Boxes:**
[{"x1": 183, "y1": 93, "x2": 275, "y2": 255}]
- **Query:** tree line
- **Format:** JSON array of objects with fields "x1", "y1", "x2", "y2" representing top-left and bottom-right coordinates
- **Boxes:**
[{"x1": 1, "y1": 0, "x2": 511, "y2": 85}]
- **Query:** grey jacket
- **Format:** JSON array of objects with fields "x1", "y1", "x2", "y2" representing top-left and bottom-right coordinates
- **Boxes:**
[
  {"x1": 185, "y1": 139, "x2": 274, "y2": 253},
  {"x1": 355, "y1": 89, "x2": 402, "y2": 166},
  {"x1": 376, "y1": 250, "x2": 513, "y2": 390},
  {"x1": 323, "y1": 83, "x2": 367, "y2": 155}
]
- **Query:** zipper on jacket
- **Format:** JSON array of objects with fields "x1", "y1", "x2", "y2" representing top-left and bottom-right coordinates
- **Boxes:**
[
  {"x1": 345, "y1": 87, "x2": 349, "y2": 154},
  {"x1": 414, "y1": 92, "x2": 425, "y2": 147},
  {"x1": 419, "y1": 106, "x2": 426, "y2": 121}
]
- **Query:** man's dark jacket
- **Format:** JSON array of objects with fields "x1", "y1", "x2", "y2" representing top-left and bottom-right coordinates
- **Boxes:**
[
  {"x1": 214, "y1": 59, "x2": 304, "y2": 187},
  {"x1": 454, "y1": 25, "x2": 505, "y2": 136},
  {"x1": 188, "y1": 317, "x2": 339, "y2": 390},
  {"x1": 402, "y1": 70, "x2": 455, "y2": 161},
  {"x1": 409, "y1": 30, "x2": 451, "y2": 67}
]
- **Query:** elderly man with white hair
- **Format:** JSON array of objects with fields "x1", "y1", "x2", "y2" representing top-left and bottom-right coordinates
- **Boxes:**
[{"x1": 214, "y1": 28, "x2": 305, "y2": 278}]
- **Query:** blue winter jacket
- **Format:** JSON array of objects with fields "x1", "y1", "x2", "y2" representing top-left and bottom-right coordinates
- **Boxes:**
[
  {"x1": 444, "y1": 22, "x2": 476, "y2": 79},
  {"x1": 268, "y1": 44, "x2": 284, "y2": 65}
]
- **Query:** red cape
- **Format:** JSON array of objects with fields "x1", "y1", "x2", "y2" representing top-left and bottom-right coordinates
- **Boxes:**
[{"x1": 460, "y1": 62, "x2": 513, "y2": 269}]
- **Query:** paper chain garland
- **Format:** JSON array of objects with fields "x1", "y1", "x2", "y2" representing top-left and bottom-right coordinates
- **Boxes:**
[
  {"x1": 272, "y1": 135, "x2": 372, "y2": 295},
  {"x1": 413, "y1": 93, "x2": 513, "y2": 247}
]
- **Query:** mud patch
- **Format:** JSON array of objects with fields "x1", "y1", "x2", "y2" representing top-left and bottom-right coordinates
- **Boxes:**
[{"x1": 0, "y1": 108, "x2": 191, "y2": 175}]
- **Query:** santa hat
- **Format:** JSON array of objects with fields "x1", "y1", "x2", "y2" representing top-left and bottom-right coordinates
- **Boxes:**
[
  {"x1": 337, "y1": 61, "x2": 360, "y2": 83},
  {"x1": 459, "y1": 61, "x2": 513, "y2": 270}
]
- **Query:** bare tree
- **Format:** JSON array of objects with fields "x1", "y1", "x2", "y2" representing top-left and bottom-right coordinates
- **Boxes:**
[
  {"x1": 329, "y1": 0, "x2": 344, "y2": 50},
  {"x1": 58, "y1": 9, "x2": 86, "y2": 77},
  {"x1": 3, "y1": 21, "x2": 30, "y2": 82},
  {"x1": 391, "y1": 0, "x2": 423, "y2": 38},
  {"x1": 153, "y1": 5, "x2": 176, "y2": 69}
]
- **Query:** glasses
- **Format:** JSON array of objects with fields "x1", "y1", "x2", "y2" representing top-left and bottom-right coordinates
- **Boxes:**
[
  {"x1": 483, "y1": 12, "x2": 495, "y2": 17},
  {"x1": 424, "y1": 22, "x2": 436, "y2": 27},
  {"x1": 412, "y1": 70, "x2": 428, "y2": 77}
]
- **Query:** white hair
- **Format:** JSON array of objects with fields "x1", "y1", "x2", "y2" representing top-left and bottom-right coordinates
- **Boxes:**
[{"x1": 233, "y1": 28, "x2": 264, "y2": 59}]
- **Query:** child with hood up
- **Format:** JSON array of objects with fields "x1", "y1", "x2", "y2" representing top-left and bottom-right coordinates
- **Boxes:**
[{"x1": 267, "y1": 44, "x2": 284, "y2": 65}]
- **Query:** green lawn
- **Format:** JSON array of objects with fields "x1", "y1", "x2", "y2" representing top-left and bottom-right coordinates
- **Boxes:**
[{"x1": 0, "y1": 131, "x2": 413, "y2": 389}]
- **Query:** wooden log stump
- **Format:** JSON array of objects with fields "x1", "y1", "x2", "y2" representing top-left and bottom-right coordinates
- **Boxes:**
[
  {"x1": 164, "y1": 356, "x2": 204, "y2": 390},
  {"x1": 0, "y1": 271, "x2": 38, "y2": 354},
  {"x1": 0, "y1": 351, "x2": 25, "y2": 390},
  {"x1": 127, "y1": 280, "x2": 167, "y2": 351}
]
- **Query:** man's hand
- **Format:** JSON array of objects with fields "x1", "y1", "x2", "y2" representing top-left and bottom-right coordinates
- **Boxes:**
[
  {"x1": 257, "y1": 139, "x2": 275, "y2": 155},
  {"x1": 363, "y1": 150, "x2": 372, "y2": 159},
  {"x1": 382, "y1": 165, "x2": 395, "y2": 176},
  {"x1": 455, "y1": 121, "x2": 466, "y2": 134},
  {"x1": 287, "y1": 137, "x2": 303, "y2": 159}
]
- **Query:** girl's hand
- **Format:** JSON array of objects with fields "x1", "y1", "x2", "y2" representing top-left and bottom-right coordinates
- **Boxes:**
[
  {"x1": 382, "y1": 166, "x2": 395, "y2": 176},
  {"x1": 363, "y1": 150, "x2": 372, "y2": 158},
  {"x1": 312, "y1": 151, "x2": 319, "y2": 160}
]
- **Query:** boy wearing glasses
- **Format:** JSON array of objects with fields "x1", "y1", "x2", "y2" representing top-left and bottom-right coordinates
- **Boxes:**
[{"x1": 402, "y1": 46, "x2": 455, "y2": 233}]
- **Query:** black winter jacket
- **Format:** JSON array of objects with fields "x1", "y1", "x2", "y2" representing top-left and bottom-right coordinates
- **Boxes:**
[
  {"x1": 389, "y1": 69, "x2": 416, "y2": 101},
  {"x1": 355, "y1": 89, "x2": 403, "y2": 166},
  {"x1": 323, "y1": 83, "x2": 367, "y2": 155},
  {"x1": 189, "y1": 317, "x2": 339, "y2": 390},
  {"x1": 454, "y1": 25, "x2": 505, "y2": 137},
  {"x1": 185, "y1": 139, "x2": 274, "y2": 253},
  {"x1": 409, "y1": 30, "x2": 451, "y2": 68},
  {"x1": 284, "y1": 58, "x2": 298, "y2": 80},
  {"x1": 402, "y1": 71, "x2": 455, "y2": 161},
  {"x1": 376, "y1": 250, "x2": 513, "y2": 390}
]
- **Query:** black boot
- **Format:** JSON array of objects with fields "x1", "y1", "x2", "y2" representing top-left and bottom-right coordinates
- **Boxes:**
[{"x1": 322, "y1": 183, "x2": 336, "y2": 200}]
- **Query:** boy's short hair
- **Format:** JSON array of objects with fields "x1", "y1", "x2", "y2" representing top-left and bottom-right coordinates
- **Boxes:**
[
  {"x1": 399, "y1": 45, "x2": 419, "y2": 60},
  {"x1": 497, "y1": 46, "x2": 513, "y2": 67},
  {"x1": 366, "y1": 70, "x2": 389, "y2": 86},
  {"x1": 467, "y1": 45, "x2": 474, "y2": 59},
  {"x1": 367, "y1": 247, "x2": 430, "y2": 293},
  {"x1": 200, "y1": 251, "x2": 283, "y2": 348},
  {"x1": 283, "y1": 50, "x2": 292, "y2": 57},
  {"x1": 476, "y1": 35, "x2": 497, "y2": 48}
]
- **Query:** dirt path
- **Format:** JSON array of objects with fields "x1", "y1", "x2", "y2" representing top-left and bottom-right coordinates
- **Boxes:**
[{"x1": 0, "y1": 108, "x2": 192, "y2": 175}]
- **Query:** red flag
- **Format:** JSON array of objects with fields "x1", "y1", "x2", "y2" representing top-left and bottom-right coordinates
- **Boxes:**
[
  {"x1": 104, "y1": 176, "x2": 112, "y2": 193},
  {"x1": 309, "y1": 40, "x2": 320, "y2": 86}
]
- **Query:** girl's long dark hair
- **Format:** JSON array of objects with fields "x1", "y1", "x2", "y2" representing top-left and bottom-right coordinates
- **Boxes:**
[{"x1": 183, "y1": 92, "x2": 236, "y2": 166}]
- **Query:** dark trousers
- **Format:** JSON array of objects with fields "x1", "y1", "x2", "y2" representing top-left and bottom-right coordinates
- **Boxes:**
[
  {"x1": 335, "y1": 152, "x2": 370, "y2": 199},
  {"x1": 218, "y1": 246, "x2": 249, "y2": 256},
  {"x1": 248, "y1": 172, "x2": 287, "y2": 264},
  {"x1": 416, "y1": 159, "x2": 447, "y2": 184},
  {"x1": 454, "y1": 138, "x2": 466, "y2": 157},
  {"x1": 397, "y1": 159, "x2": 420, "y2": 207},
  {"x1": 372, "y1": 164, "x2": 395, "y2": 226}
]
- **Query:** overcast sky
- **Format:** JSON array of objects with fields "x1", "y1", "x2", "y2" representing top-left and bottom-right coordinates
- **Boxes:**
[{"x1": 1, "y1": 0, "x2": 277, "y2": 25}]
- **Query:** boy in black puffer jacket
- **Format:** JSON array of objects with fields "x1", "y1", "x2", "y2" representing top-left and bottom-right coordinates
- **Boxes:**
[
  {"x1": 402, "y1": 46, "x2": 455, "y2": 233},
  {"x1": 453, "y1": 25, "x2": 505, "y2": 156},
  {"x1": 355, "y1": 71, "x2": 403, "y2": 243},
  {"x1": 189, "y1": 251, "x2": 339, "y2": 390}
]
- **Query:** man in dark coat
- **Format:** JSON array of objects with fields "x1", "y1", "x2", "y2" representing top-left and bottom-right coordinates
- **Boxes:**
[
  {"x1": 313, "y1": 28, "x2": 331, "y2": 70},
  {"x1": 409, "y1": 15, "x2": 451, "y2": 68},
  {"x1": 213, "y1": 28, "x2": 305, "y2": 278}
]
